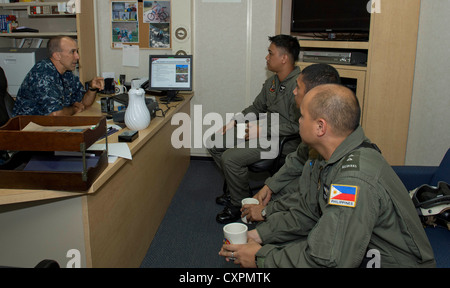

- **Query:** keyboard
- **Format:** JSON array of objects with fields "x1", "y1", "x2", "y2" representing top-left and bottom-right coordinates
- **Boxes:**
[{"x1": 112, "y1": 93, "x2": 154, "y2": 106}]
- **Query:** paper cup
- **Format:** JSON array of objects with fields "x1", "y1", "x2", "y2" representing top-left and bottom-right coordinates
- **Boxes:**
[
  {"x1": 223, "y1": 223, "x2": 248, "y2": 245},
  {"x1": 241, "y1": 198, "x2": 259, "y2": 224},
  {"x1": 236, "y1": 123, "x2": 246, "y2": 139}
]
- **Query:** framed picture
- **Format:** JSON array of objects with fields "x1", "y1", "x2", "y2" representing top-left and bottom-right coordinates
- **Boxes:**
[
  {"x1": 143, "y1": 1, "x2": 171, "y2": 24},
  {"x1": 111, "y1": 0, "x2": 171, "y2": 49},
  {"x1": 111, "y1": 1, "x2": 139, "y2": 45},
  {"x1": 144, "y1": 1, "x2": 171, "y2": 49}
]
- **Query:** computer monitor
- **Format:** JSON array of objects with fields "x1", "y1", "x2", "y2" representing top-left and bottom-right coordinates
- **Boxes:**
[{"x1": 148, "y1": 54, "x2": 193, "y2": 103}]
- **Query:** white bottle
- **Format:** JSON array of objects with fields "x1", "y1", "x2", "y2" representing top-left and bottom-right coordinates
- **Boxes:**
[{"x1": 124, "y1": 83, "x2": 150, "y2": 131}]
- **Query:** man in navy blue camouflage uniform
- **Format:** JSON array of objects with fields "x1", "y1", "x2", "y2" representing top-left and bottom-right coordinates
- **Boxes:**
[{"x1": 13, "y1": 36, "x2": 104, "y2": 117}]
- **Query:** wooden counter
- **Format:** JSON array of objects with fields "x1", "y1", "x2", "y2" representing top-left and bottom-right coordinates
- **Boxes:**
[{"x1": 0, "y1": 93, "x2": 192, "y2": 268}]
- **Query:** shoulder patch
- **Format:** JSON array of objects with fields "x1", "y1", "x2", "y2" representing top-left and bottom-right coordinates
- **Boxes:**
[
  {"x1": 269, "y1": 80, "x2": 276, "y2": 93},
  {"x1": 341, "y1": 151, "x2": 360, "y2": 172},
  {"x1": 328, "y1": 184, "x2": 359, "y2": 208}
]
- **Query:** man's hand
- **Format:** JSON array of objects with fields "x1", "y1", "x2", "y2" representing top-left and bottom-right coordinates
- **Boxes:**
[
  {"x1": 247, "y1": 229, "x2": 263, "y2": 244},
  {"x1": 90, "y1": 77, "x2": 105, "y2": 91},
  {"x1": 246, "y1": 122, "x2": 261, "y2": 140},
  {"x1": 72, "y1": 102, "x2": 85, "y2": 114},
  {"x1": 219, "y1": 120, "x2": 236, "y2": 135},
  {"x1": 49, "y1": 103, "x2": 82, "y2": 116},
  {"x1": 82, "y1": 76, "x2": 105, "y2": 109},
  {"x1": 241, "y1": 204, "x2": 265, "y2": 223},
  {"x1": 219, "y1": 238, "x2": 262, "y2": 268},
  {"x1": 254, "y1": 185, "x2": 273, "y2": 206}
]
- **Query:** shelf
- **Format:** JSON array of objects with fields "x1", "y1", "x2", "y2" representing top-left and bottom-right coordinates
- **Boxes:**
[
  {"x1": 299, "y1": 40, "x2": 369, "y2": 50},
  {"x1": 0, "y1": 2, "x2": 66, "y2": 10},
  {"x1": 298, "y1": 61, "x2": 367, "y2": 72},
  {"x1": 0, "y1": 0, "x2": 95, "y2": 85},
  {"x1": 297, "y1": 40, "x2": 369, "y2": 72},
  {"x1": 0, "y1": 31, "x2": 77, "y2": 38},
  {"x1": 0, "y1": 1, "x2": 76, "y2": 39}
]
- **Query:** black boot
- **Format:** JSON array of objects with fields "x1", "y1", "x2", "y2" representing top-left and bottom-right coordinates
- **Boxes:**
[
  {"x1": 216, "y1": 204, "x2": 241, "y2": 224},
  {"x1": 216, "y1": 181, "x2": 230, "y2": 205},
  {"x1": 216, "y1": 192, "x2": 231, "y2": 206}
]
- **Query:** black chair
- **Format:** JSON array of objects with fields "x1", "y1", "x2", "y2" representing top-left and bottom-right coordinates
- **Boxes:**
[
  {"x1": 34, "y1": 259, "x2": 60, "y2": 268},
  {"x1": 248, "y1": 134, "x2": 300, "y2": 175},
  {"x1": 218, "y1": 134, "x2": 300, "y2": 203},
  {"x1": 0, "y1": 66, "x2": 15, "y2": 127},
  {"x1": 0, "y1": 259, "x2": 60, "y2": 268},
  {"x1": 246, "y1": 134, "x2": 300, "y2": 193},
  {"x1": 0, "y1": 66, "x2": 15, "y2": 165},
  {"x1": 4, "y1": 90, "x2": 14, "y2": 120}
]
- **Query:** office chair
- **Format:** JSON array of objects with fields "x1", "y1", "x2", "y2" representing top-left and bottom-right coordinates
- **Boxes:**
[
  {"x1": 246, "y1": 134, "x2": 300, "y2": 194},
  {"x1": 34, "y1": 259, "x2": 60, "y2": 268},
  {"x1": 248, "y1": 134, "x2": 300, "y2": 175},
  {"x1": 4, "y1": 90, "x2": 14, "y2": 119},
  {"x1": 0, "y1": 66, "x2": 15, "y2": 127},
  {"x1": 0, "y1": 66, "x2": 15, "y2": 165}
]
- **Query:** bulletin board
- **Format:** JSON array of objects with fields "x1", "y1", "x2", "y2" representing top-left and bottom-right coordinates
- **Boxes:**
[{"x1": 111, "y1": 0, "x2": 172, "y2": 49}]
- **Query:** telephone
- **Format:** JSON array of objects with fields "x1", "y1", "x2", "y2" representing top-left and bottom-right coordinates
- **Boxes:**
[
  {"x1": 141, "y1": 80, "x2": 150, "y2": 90},
  {"x1": 139, "y1": 79, "x2": 167, "y2": 96},
  {"x1": 128, "y1": 77, "x2": 148, "y2": 90}
]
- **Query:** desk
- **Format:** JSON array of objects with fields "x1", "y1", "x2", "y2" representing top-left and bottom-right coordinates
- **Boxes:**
[{"x1": 0, "y1": 94, "x2": 192, "y2": 267}]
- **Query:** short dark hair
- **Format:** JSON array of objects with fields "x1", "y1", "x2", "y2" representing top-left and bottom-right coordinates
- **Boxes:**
[
  {"x1": 268, "y1": 35, "x2": 301, "y2": 63},
  {"x1": 47, "y1": 36, "x2": 74, "y2": 57},
  {"x1": 301, "y1": 64, "x2": 341, "y2": 93}
]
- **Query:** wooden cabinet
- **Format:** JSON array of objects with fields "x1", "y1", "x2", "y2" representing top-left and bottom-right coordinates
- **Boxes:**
[
  {"x1": 74, "y1": 0, "x2": 96, "y2": 84},
  {"x1": 0, "y1": 0, "x2": 97, "y2": 84},
  {"x1": 289, "y1": 0, "x2": 421, "y2": 165},
  {"x1": 363, "y1": 0, "x2": 420, "y2": 165}
]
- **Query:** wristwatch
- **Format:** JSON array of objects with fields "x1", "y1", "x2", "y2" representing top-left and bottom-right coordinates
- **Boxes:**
[
  {"x1": 261, "y1": 207, "x2": 267, "y2": 220},
  {"x1": 89, "y1": 87, "x2": 99, "y2": 92}
]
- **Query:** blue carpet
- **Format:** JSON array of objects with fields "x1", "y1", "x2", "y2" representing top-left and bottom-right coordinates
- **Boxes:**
[{"x1": 140, "y1": 159, "x2": 236, "y2": 268}]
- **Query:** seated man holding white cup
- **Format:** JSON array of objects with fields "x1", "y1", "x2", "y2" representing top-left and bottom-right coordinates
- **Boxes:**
[
  {"x1": 240, "y1": 64, "x2": 341, "y2": 223},
  {"x1": 206, "y1": 35, "x2": 302, "y2": 225}
]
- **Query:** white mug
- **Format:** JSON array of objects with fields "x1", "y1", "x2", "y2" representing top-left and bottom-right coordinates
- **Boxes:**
[
  {"x1": 115, "y1": 85, "x2": 127, "y2": 94},
  {"x1": 236, "y1": 123, "x2": 246, "y2": 139},
  {"x1": 223, "y1": 223, "x2": 248, "y2": 244},
  {"x1": 241, "y1": 198, "x2": 259, "y2": 224}
]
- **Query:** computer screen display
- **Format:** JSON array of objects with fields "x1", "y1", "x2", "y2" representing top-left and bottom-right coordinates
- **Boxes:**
[{"x1": 149, "y1": 55, "x2": 193, "y2": 102}]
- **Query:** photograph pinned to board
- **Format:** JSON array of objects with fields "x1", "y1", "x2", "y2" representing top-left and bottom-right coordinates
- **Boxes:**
[
  {"x1": 144, "y1": 1, "x2": 171, "y2": 48},
  {"x1": 111, "y1": 1, "x2": 139, "y2": 46},
  {"x1": 143, "y1": 1, "x2": 171, "y2": 23}
]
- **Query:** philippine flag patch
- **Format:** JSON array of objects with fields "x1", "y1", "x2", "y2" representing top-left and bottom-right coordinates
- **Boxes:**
[{"x1": 329, "y1": 184, "x2": 358, "y2": 208}]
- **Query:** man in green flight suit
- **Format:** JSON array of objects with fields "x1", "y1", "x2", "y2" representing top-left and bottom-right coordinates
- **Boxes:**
[
  {"x1": 219, "y1": 84, "x2": 436, "y2": 268},
  {"x1": 207, "y1": 35, "x2": 302, "y2": 224},
  {"x1": 241, "y1": 64, "x2": 341, "y2": 223}
]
